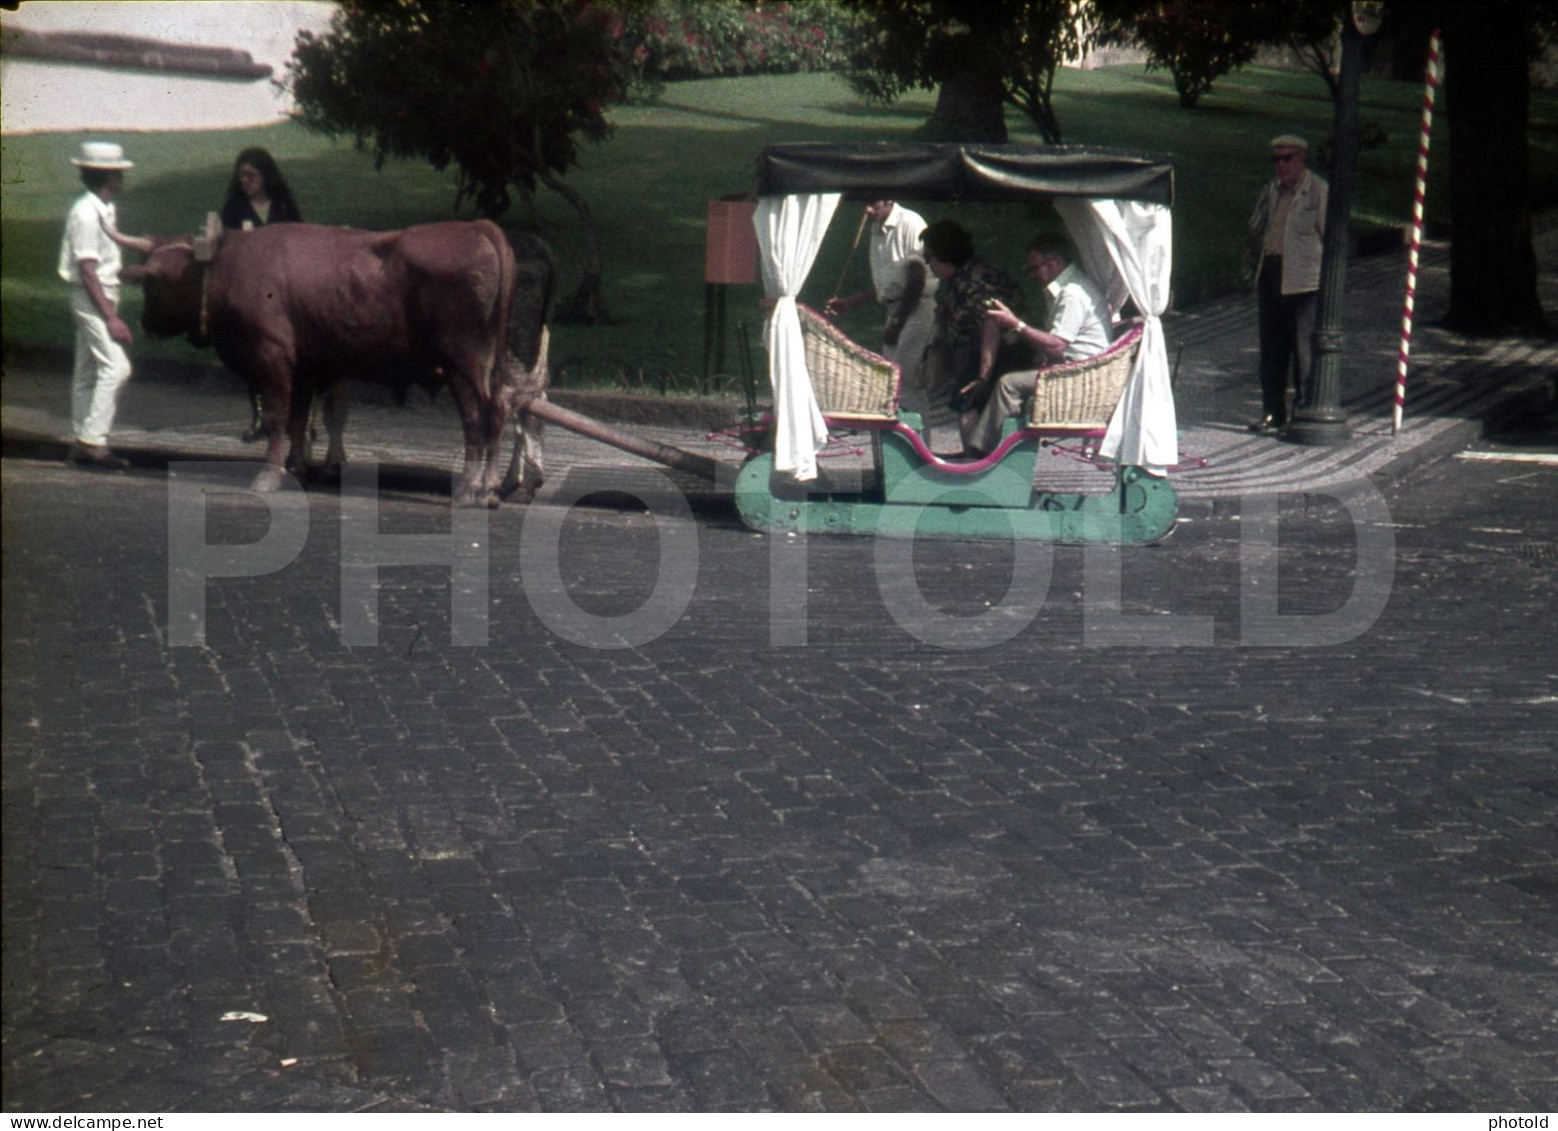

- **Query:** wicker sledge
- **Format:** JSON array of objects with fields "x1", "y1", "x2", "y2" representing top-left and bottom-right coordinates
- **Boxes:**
[
  {"x1": 797, "y1": 304, "x2": 901, "y2": 421},
  {"x1": 1026, "y1": 320, "x2": 1144, "y2": 431}
]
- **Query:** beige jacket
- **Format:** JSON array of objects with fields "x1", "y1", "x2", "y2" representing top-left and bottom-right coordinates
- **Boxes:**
[{"x1": 1249, "y1": 170, "x2": 1329, "y2": 295}]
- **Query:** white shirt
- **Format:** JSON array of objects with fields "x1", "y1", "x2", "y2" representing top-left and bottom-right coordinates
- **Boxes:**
[
  {"x1": 1045, "y1": 262, "x2": 1112, "y2": 362},
  {"x1": 869, "y1": 204, "x2": 936, "y2": 305},
  {"x1": 58, "y1": 191, "x2": 121, "y2": 288}
]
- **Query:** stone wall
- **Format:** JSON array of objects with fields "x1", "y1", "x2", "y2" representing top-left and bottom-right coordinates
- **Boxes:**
[{"x1": 0, "y1": 0, "x2": 336, "y2": 135}]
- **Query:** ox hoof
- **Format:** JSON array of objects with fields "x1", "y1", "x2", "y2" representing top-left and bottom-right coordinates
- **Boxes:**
[{"x1": 251, "y1": 467, "x2": 286, "y2": 494}]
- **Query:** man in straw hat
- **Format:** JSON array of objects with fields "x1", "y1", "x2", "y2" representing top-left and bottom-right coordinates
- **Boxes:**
[
  {"x1": 1242, "y1": 133, "x2": 1328, "y2": 436},
  {"x1": 58, "y1": 140, "x2": 140, "y2": 468}
]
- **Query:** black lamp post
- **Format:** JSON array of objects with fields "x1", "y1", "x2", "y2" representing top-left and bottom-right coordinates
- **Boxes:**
[{"x1": 1289, "y1": 2, "x2": 1382, "y2": 447}]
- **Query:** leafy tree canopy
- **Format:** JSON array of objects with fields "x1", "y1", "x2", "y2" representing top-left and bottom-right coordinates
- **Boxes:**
[
  {"x1": 1092, "y1": 0, "x2": 1339, "y2": 109},
  {"x1": 287, "y1": 0, "x2": 627, "y2": 220},
  {"x1": 842, "y1": 0, "x2": 1084, "y2": 142}
]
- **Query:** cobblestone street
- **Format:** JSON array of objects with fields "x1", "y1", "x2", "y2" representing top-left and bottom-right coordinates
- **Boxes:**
[{"x1": 3, "y1": 446, "x2": 1554, "y2": 1111}]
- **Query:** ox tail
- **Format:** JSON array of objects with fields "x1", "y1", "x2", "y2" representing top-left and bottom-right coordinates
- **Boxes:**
[
  {"x1": 507, "y1": 232, "x2": 557, "y2": 378},
  {"x1": 476, "y1": 220, "x2": 520, "y2": 404}
]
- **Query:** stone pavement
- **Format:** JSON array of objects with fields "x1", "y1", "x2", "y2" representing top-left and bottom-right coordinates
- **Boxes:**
[
  {"x1": 3, "y1": 420, "x2": 1555, "y2": 1113},
  {"x1": 3, "y1": 212, "x2": 1555, "y2": 510}
]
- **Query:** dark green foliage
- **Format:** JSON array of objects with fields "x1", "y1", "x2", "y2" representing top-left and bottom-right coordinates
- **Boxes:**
[
  {"x1": 620, "y1": 0, "x2": 857, "y2": 97},
  {"x1": 840, "y1": 0, "x2": 1084, "y2": 141},
  {"x1": 1093, "y1": 0, "x2": 1341, "y2": 109},
  {"x1": 287, "y1": 1, "x2": 627, "y2": 219},
  {"x1": 1139, "y1": 1, "x2": 1267, "y2": 108}
]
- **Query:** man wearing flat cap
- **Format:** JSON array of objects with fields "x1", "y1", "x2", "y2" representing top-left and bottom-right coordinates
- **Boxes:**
[
  {"x1": 1242, "y1": 134, "x2": 1328, "y2": 436},
  {"x1": 58, "y1": 140, "x2": 138, "y2": 468}
]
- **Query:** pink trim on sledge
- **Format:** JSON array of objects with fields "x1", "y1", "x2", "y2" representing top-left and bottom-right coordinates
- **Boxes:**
[{"x1": 829, "y1": 417, "x2": 1108, "y2": 476}]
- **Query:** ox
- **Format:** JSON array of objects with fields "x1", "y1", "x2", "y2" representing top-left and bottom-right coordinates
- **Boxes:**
[{"x1": 137, "y1": 220, "x2": 553, "y2": 507}]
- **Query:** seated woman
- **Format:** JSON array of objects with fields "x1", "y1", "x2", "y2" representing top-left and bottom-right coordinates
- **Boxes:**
[
  {"x1": 958, "y1": 233, "x2": 1113, "y2": 457},
  {"x1": 919, "y1": 220, "x2": 1024, "y2": 432}
]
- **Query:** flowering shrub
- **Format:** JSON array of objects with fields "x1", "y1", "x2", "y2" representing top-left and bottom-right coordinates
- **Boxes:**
[{"x1": 617, "y1": 0, "x2": 859, "y2": 94}]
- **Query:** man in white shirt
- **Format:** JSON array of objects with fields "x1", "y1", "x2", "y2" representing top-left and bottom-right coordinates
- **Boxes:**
[
  {"x1": 825, "y1": 200, "x2": 937, "y2": 409},
  {"x1": 960, "y1": 233, "x2": 1113, "y2": 457},
  {"x1": 58, "y1": 141, "x2": 137, "y2": 468}
]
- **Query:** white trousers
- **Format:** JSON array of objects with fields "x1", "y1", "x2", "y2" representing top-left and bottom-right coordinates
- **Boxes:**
[
  {"x1": 70, "y1": 285, "x2": 132, "y2": 447},
  {"x1": 881, "y1": 298, "x2": 936, "y2": 416}
]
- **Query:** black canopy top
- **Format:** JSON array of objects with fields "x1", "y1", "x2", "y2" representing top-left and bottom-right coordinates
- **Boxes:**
[{"x1": 756, "y1": 142, "x2": 1174, "y2": 207}]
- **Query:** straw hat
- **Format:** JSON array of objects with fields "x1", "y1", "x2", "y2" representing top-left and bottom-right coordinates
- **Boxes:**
[
  {"x1": 70, "y1": 141, "x2": 134, "y2": 170},
  {"x1": 1269, "y1": 134, "x2": 1308, "y2": 153}
]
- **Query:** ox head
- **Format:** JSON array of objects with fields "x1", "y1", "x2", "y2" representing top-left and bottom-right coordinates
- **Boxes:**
[
  {"x1": 122, "y1": 213, "x2": 223, "y2": 343},
  {"x1": 137, "y1": 237, "x2": 205, "y2": 342}
]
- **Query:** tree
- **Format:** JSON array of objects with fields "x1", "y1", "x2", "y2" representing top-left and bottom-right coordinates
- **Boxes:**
[
  {"x1": 1115, "y1": 1, "x2": 1267, "y2": 108},
  {"x1": 1271, "y1": 0, "x2": 1355, "y2": 104},
  {"x1": 287, "y1": 0, "x2": 628, "y2": 323},
  {"x1": 1091, "y1": 0, "x2": 1339, "y2": 110},
  {"x1": 842, "y1": 0, "x2": 1086, "y2": 143},
  {"x1": 1437, "y1": 0, "x2": 1546, "y2": 334}
]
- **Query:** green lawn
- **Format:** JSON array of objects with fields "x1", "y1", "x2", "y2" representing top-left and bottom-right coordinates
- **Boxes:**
[{"x1": 5, "y1": 66, "x2": 1554, "y2": 393}]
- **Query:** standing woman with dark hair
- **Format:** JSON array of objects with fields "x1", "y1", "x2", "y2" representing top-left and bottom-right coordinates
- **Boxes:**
[
  {"x1": 221, "y1": 147, "x2": 303, "y2": 232},
  {"x1": 221, "y1": 148, "x2": 303, "y2": 439}
]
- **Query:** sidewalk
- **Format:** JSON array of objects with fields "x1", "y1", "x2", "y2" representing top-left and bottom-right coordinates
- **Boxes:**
[{"x1": 4, "y1": 214, "x2": 1555, "y2": 513}]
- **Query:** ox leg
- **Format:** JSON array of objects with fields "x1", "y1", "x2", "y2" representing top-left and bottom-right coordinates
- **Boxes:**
[
  {"x1": 240, "y1": 385, "x2": 267, "y2": 443},
  {"x1": 446, "y1": 379, "x2": 493, "y2": 509},
  {"x1": 477, "y1": 393, "x2": 511, "y2": 506},
  {"x1": 321, "y1": 377, "x2": 350, "y2": 481},
  {"x1": 282, "y1": 371, "x2": 320, "y2": 485},
  {"x1": 500, "y1": 340, "x2": 550, "y2": 503},
  {"x1": 501, "y1": 396, "x2": 546, "y2": 504},
  {"x1": 250, "y1": 373, "x2": 294, "y2": 494}
]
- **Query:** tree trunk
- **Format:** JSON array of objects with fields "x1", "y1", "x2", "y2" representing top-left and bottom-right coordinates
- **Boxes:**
[
  {"x1": 537, "y1": 167, "x2": 606, "y2": 325},
  {"x1": 1442, "y1": 1, "x2": 1545, "y2": 334},
  {"x1": 928, "y1": 70, "x2": 1008, "y2": 142}
]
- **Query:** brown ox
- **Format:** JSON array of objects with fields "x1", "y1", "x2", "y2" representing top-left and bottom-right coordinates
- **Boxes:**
[{"x1": 137, "y1": 220, "x2": 552, "y2": 507}]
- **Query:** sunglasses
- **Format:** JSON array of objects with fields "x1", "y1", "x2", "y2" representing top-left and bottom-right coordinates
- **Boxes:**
[{"x1": 1271, "y1": 153, "x2": 1301, "y2": 165}]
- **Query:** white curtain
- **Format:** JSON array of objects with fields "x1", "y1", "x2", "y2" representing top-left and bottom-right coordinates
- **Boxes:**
[
  {"x1": 1054, "y1": 197, "x2": 1130, "y2": 319},
  {"x1": 754, "y1": 193, "x2": 840, "y2": 481},
  {"x1": 1083, "y1": 198, "x2": 1178, "y2": 474}
]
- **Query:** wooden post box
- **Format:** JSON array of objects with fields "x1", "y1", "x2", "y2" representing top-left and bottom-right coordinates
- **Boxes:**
[{"x1": 705, "y1": 199, "x2": 758, "y2": 285}]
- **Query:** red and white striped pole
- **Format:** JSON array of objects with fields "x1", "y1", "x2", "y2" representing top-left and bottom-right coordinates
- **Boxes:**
[{"x1": 1393, "y1": 30, "x2": 1442, "y2": 435}]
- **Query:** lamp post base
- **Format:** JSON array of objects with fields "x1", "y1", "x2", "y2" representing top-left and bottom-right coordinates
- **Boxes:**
[{"x1": 1286, "y1": 409, "x2": 1353, "y2": 447}]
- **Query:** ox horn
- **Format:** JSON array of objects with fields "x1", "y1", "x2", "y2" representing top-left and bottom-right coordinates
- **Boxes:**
[{"x1": 192, "y1": 211, "x2": 223, "y2": 262}]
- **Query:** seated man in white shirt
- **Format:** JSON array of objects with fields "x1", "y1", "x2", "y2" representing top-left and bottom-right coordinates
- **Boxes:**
[{"x1": 957, "y1": 233, "x2": 1113, "y2": 458}]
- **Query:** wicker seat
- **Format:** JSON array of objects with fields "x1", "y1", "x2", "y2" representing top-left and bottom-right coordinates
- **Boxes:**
[
  {"x1": 796, "y1": 304, "x2": 901, "y2": 421},
  {"x1": 1026, "y1": 320, "x2": 1144, "y2": 430}
]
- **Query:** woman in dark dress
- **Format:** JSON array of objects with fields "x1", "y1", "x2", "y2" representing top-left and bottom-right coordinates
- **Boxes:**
[
  {"x1": 221, "y1": 148, "x2": 303, "y2": 440},
  {"x1": 221, "y1": 147, "x2": 303, "y2": 232},
  {"x1": 919, "y1": 220, "x2": 1024, "y2": 420}
]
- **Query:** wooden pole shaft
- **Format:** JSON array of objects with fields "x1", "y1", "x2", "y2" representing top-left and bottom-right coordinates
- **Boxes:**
[{"x1": 524, "y1": 398, "x2": 722, "y2": 483}]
